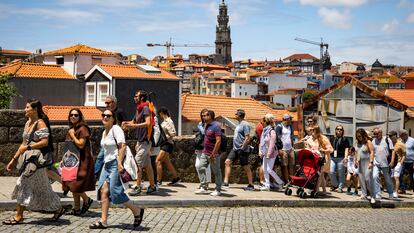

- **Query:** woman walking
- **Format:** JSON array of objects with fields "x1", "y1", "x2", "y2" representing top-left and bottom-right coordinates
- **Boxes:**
[
  {"x1": 156, "y1": 107, "x2": 181, "y2": 185},
  {"x1": 63, "y1": 108, "x2": 95, "y2": 216},
  {"x1": 355, "y1": 128, "x2": 374, "y2": 201},
  {"x1": 3, "y1": 99, "x2": 68, "y2": 225},
  {"x1": 305, "y1": 126, "x2": 333, "y2": 194},
  {"x1": 259, "y1": 114, "x2": 284, "y2": 191},
  {"x1": 90, "y1": 109, "x2": 144, "y2": 229}
]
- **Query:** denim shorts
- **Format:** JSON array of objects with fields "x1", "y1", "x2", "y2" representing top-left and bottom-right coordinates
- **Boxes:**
[{"x1": 97, "y1": 159, "x2": 129, "y2": 205}]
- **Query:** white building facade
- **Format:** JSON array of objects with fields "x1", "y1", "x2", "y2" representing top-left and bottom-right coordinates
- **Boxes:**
[
  {"x1": 231, "y1": 81, "x2": 258, "y2": 98},
  {"x1": 267, "y1": 73, "x2": 308, "y2": 92}
]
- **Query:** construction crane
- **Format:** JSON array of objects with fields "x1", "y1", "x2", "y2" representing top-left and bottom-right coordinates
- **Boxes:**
[
  {"x1": 294, "y1": 37, "x2": 329, "y2": 73},
  {"x1": 147, "y1": 38, "x2": 213, "y2": 57}
]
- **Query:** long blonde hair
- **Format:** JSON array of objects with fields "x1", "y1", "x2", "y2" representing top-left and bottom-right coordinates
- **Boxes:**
[{"x1": 312, "y1": 126, "x2": 325, "y2": 148}]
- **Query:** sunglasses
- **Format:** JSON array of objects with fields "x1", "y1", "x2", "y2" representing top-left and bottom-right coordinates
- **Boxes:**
[
  {"x1": 101, "y1": 113, "x2": 113, "y2": 118},
  {"x1": 70, "y1": 113, "x2": 79, "y2": 117},
  {"x1": 104, "y1": 101, "x2": 113, "y2": 105},
  {"x1": 134, "y1": 95, "x2": 139, "y2": 98},
  {"x1": 202, "y1": 114, "x2": 209, "y2": 117}
]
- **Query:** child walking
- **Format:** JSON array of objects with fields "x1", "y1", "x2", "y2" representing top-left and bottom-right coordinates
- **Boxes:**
[{"x1": 345, "y1": 147, "x2": 358, "y2": 195}]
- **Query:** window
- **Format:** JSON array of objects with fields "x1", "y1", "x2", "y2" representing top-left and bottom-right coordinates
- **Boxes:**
[
  {"x1": 239, "y1": 92, "x2": 242, "y2": 96},
  {"x1": 92, "y1": 56, "x2": 102, "y2": 65},
  {"x1": 97, "y1": 82, "x2": 109, "y2": 106},
  {"x1": 245, "y1": 92, "x2": 247, "y2": 96},
  {"x1": 56, "y1": 56, "x2": 64, "y2": 65},
  {"x1": 85, "y1": 83, "x2": 96, "y2": 106}
]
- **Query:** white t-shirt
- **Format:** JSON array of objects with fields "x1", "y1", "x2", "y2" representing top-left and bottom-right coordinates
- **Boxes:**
[
  {"x1": 281, "y1": 124, "x2": 293, "y2": 150},
  {"x1": 373, "y1": 136, "x2": 393, "y2": 167},
  {"x1": 101, "y1": 125, "x2": 126, "y2": 163}
]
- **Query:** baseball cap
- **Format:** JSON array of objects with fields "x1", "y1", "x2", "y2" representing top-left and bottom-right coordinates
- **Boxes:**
[{"x1": 283, "y1": 114, "x2": 291, "y2": 120}]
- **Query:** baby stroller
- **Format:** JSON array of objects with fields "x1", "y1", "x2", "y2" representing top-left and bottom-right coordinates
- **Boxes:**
[{"x1": 284, "y1": 149, "x2": 323, "y2": 199}]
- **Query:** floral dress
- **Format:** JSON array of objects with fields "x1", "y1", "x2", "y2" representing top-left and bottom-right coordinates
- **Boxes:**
[{"x1": 11, "y1": 121, "x2": 61, "y2": 212}]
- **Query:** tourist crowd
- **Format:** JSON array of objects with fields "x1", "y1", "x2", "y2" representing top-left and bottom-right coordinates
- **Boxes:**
[{"x1": 3, "y1": 90, "x2": 414, "y2": 229}]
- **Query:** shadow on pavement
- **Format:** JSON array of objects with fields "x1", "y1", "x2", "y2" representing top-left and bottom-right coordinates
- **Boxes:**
[
  {"x1": 26, "y1": 218, "x2": 71, "y2": 226},
  {"x1": 166, "y1": 184, "x2": 187, "y2": 188},
  {"x1": 109, "y1": 223, "x2": 150, "y2": 231}
]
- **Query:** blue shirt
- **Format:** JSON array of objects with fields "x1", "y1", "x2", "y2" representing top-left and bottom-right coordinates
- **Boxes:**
[
  {"x1": 233, "y1": 120, "x2": 250, "y2": 151},
  {"x1": 403, "y1": 136, "x2": 414, "y2": 162}
]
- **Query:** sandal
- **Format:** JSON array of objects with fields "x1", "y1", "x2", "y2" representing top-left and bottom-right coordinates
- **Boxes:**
[
  {"x1": 3, "y1": 217, "x2": 23, "y2": 225},
  {"x1": 67, "y1": 208, "x2": 81, "y2": 216},
  {"x1": 80, "y1": 198, "x2": 93, "y2": 214},
  {"x1": 134, "y1": 208, "x2": 145, "y2": 227},
  {"x1": 50, "y1": 205, "x2": 69, "y2": 221},
  {"x1": 89, "y1": 221, "x2": 107, "y2": 229}
]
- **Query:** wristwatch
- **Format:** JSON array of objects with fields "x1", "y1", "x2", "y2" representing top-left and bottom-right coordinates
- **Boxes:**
[{"x1": 27, "y1": 145, "x2": 32, "y2": 150}]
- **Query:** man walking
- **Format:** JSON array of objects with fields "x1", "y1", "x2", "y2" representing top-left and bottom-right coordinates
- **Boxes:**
[
  {"x1": 399, "y1": 129, "x2": 414, "y2": 194},
  {"x1": 122, "y1": 90, "x2": 156, "y2": 195},
  {"x1": 223, "y1": 109, "x2": 254, "y2": 191},
  {"x1": 194, "y1": 110, "x2": 223, "y2": 196},
  {"x1": 329, "y1": 125, "x2": 350, "y2": 193},
  {"x1": 276, "y1": 114, "x2": 294, "y2": 184},
  {"x1": 371, "y1": 127, "x2": 395, "y2": 203}
]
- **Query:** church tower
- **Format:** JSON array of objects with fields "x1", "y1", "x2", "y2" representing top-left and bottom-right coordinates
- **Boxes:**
[{"x1": 215, "y1": 0, "x2": 232, "y2": 65}]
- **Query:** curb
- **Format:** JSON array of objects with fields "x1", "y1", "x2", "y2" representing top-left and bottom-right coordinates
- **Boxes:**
[{"x1": 1, "y1": 198, "x2": 412, "y2": 211}]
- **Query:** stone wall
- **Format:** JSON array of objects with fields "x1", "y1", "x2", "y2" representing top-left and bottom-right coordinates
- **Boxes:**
[{"x1": 0, "y1": 110, "x2": 262, "y2": 183}]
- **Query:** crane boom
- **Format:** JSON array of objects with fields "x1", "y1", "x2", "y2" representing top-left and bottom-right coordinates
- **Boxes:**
[
  {"x1": 147, "y1": 39, "x2": 213, "y2": 57},
  {"x1": 294, "y1": 37, "x2": 330, "y2": 73}
]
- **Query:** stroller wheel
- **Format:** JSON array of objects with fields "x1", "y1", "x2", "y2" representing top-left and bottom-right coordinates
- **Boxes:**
[
  {"x1": 310, "y1": 190, "x2": 317, "y2": 198},
  {"x1": 296, "y1": 188, "x2": 303, "y2": 196},
  {"x1": 300, "y1": 191, "x2": 307, "y2": 199},
  {"x1": 285, "y1": 188, "x2": 292, "y2": 196}
]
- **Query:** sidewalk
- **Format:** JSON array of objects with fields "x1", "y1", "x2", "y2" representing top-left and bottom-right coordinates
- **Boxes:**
[{"x1": 0, "y1": 177, "x2": 413, "y2": 210}]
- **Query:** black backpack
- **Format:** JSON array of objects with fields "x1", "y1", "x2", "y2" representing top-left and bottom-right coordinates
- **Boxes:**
[
  {"x1": 274, "y1": 124, "x2": 287, "y2": 150},
  {"x1": 220, "y1": 133, "x2": 228, "y2": 152},
  {"x1": 194, "y1": 131, "x2": 204, "y2": 150}
]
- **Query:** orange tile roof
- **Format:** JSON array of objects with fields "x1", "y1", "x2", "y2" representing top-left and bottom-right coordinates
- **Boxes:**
[
  {"x1": 97, "y1": 64, "x2": 179, "y2": 79},
  {"x1": 361, "y1": 76, "x2": 378, "y2": 81},
  {"x1": 385, "y1": 89, "x2": 414, "y2": 107},
  {"x1": 43, "y1": 106, "x2": 102, "y2": 122},
  {"x1": 0, "y1": 60, "x2": 73, "y2": 79},
  {"x1": 181, "y1": 94, "x2": 298, "y2": 122},
  {"x1": 267, "y1": 91, "x2": 288, "y2": 95},
  {"x1": 284, "y1": 53, "x2": 318, "y2": 61},
  {"x1": 43, "y1": 44, "x2": 115, "y2": 56},
  {"x1": 0, "y1": 49, "x2": 31, "y2": 55},
  {"x1": 209, "y1": 69, "x2": 231, "y2": 74},
  {"x1": 402, "y1": 72, "x2": 414, "y2": 80},
  {"x1": 208, "y1": 80, "x2": 226, "y2": 84},
  {"x1": 234, "y1": 80, "x2": 256, "y2": 85}
]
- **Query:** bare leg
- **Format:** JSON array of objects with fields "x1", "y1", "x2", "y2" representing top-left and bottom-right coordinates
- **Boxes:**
[
  {"x1": 136, "y1": 167, "x2": 143, "y2": 187},
  {"x1": 73, "y1": 193, "x2": 81, "y2": 210},
  {"x1": 100, "y1": 181, "x2": 110, "y2": 225},
  {"x1": 14, "y1": 205, "x2": 25, "y2": 221},
  {"x1": 224, "y1": 159, "x2": 232, "y2": 184},
  {"x1": 124, "y1": 201, "x2": 139, "y2": 216},
  {"x1": 258, "y1": 166, "x2": 264, "y2": 184},
  {"x1": 165, "y1": 154, "x2": 178, "y2": 179},
  {"x1": 47, "y1": 169, "x2": 62, "y2": 184},
  {"x1": 156, "y1": 152, "x2": 166, "y2": 182},
  {"x1": 145, "y1": 164, "x2": 155, "y2": 188},
  {"x1": 79, "y1": 192, "x2": 89, "y2": 202},
  {"x1": 243, "y1": 165, "x2": 254, "y2": 185}
]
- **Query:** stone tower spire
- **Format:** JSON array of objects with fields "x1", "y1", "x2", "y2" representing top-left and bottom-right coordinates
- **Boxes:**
[{"x1": 215, "y1": 0, "x2": 232, "y2": 65}]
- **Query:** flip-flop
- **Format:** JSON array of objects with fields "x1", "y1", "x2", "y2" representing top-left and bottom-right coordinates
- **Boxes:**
[
  {"x1": 2, "y1": 217, "x2": 23, "y2": 225},
  {"x1": 89, "y1": 221, "x2": 107, "y2": 229}
]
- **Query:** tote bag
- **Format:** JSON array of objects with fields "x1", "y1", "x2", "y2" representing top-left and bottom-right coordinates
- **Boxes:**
[{"x1": 61, "y1": 141, "x2": 80, "y2": 182}]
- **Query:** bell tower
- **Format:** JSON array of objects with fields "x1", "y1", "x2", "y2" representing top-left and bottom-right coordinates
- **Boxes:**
[{"x1": 215, "y1": 0, "x2": 232, "y2": 65}]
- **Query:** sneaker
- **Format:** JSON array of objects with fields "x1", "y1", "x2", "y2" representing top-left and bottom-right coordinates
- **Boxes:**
[
  {"x1": 347, "y1": 187, "x2": 351, "y2": 193},
  {"x1": 168, "y1": 177, "x2": 181, "y2": 185},
  {"x1": 330, "y1": 186, "x2": 338, "y2": 192},
  {"x1": 222, "y1": 183, "x2": 229, "y2": 189},
  {"x1": 337, "y1": 188, "x2": 343, "y2": 193},
  {"x1": 244, "y1": 184, "x2": 255, "y2": 191},
  {"x1": 129, "y1": 187, "x2": 142, "y2": 196},
  {"x1": 194, "y1": 187, "x2": 209, "y2": 194},
  {"x1": 146, "y1": 186, "x2": 157, "y2": 195},
  {"x1": 210, "y1": 190, "x2": 222, "y2": 196},
  {"x1": 129, "y1": 184, "x2": 138, "y2": 189},
  {"x1": 353, "y1": 190, "x2": 358, "y2": 196},
  {"x1": 156, "y1": 181, "x2": 162, "y2": 186},
  {"x1": 260, "y1": 186, "x2": 270, "y2": 191},
  {"x1": 370, "y1": 197, "x2": 376, "y2": 204},
  {"x1": 393, "y1": 192, "x2": 398, "y2": 198}
]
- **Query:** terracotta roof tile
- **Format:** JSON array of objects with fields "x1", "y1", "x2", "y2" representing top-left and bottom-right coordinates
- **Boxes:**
[
  {"x1": 208, "y1": 80, "x2": 226, "y2": 84},
  {"x1": 385, "y1": 89, "x2": 414, "y2": 107},
  {"x1": 283, "y1": 53, "x2": 318, "y2": 61},
  {"x1": 44, "y1": 44, "x2": 115, "y2": 56},
  {"x1": 0, "y1": 60, "x2": 73, "y2": 79},
  {"x1": 98, "y1": 64, "x2": 179, "y2": 79},
  {"x1": 182, "y1": 94, "x2": 298, "y2": 122},
  {"x1": 43, "y1": 106, "x2": 102, "y2": 122},
  {"x1": 402, "y1": 72, "x2": 414, "y2": 80},
  {"x1": 234, "y1": 80, "x2": 256, "y2": 85},
  {"x1": 0, "y1": 49, "x2": 31, "y2": 55}
]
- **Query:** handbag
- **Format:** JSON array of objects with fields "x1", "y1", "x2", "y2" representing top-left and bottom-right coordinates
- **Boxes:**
[
  {"x1": 61, "y1": 141, "x2": 80, "y2": 182},
  {"x1": 111, "y1": 129, "x2": 137, "y2": 183}
]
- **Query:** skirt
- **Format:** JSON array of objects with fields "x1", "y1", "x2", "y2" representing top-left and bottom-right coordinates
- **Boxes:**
[
  {"x1": 12, "y1": 168, "x2": 61, "y2": 212},
  {"x1": 97, "y1": 159, "x2": 129, "y2": 205}
]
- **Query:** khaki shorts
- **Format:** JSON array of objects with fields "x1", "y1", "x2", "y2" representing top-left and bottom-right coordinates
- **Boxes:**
[
  {"x1": 279, "y1": 149, "x2": 295, "y2": 167},
  {"x1": 135, "y1": 141, "x2": 151, "y2": 168}
]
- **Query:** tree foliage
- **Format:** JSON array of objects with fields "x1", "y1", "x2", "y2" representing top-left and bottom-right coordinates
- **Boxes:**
[
  {"x1": 302, "y1": 91, "x2": 315, "y2": 103},
  {"x1": 0, "y1": 74, "x2": 17, "y2": 109}
]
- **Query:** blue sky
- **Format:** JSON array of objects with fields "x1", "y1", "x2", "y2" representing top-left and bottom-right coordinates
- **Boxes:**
[{"x1": 1, "y1": 0, "x2": 414, "y2": 65}]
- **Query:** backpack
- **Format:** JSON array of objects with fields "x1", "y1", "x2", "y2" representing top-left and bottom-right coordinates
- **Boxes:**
[
  {"x1": 220, "y1": 133, "x2": 228, "y2": 152},
  {"x1": 385, "y1": 137, "x2": 395, "y2": 166},
  {"x1": 274, "y1": 124, "x2": 288, "y2": 150},
  {"x1": 194, "y1": 130, "x2": 204, "y2": 150}
]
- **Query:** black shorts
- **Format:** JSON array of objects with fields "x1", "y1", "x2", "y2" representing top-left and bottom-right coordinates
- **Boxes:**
[
  {"x1": 160, "y1": 142, "x2": 174, "y2": 154},
  {"x1": 227, "y1": 149, "x2": 249, "y2": 166}
]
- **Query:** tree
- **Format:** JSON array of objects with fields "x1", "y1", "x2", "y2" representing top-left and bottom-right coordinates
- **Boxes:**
[
  {"x1": 0, "y1": 74, "x2": 17, "y2": 109},
  {"x1": 302, "y1": 91, "x2": 315, "y2": 103}
]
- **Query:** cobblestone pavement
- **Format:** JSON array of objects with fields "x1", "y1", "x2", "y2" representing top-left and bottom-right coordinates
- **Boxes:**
[{"x1": 0, "y1": 207, "x2": 413, "y2": 233}]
